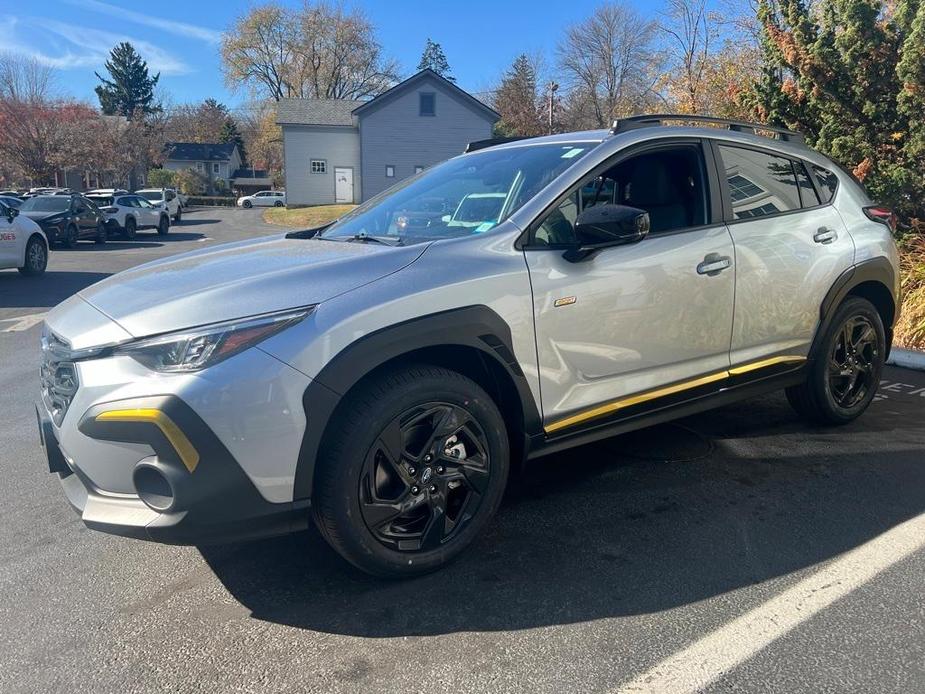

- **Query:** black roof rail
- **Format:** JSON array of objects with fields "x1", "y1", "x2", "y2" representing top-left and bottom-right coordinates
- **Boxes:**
[
  {"x1": 464, "y1": 135, "x2": 532, "y2": 153},
  {"x1": 611, "y1": 114, "x2": 805, "y2": 143}
]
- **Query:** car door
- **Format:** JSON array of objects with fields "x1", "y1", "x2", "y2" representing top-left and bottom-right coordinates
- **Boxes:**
[
  {"x1": 135, "y1": 196, "x2": 160, "y2": 226},
  {"x1": 72, "y1": 197, "x2": 94, "y2": 237},
  {"x1": 252, "y1": 191, "x2": 268, "y2": 206},
  {"x1": 0, "y1": 202, "x2": 19, "y2": 267},
  {"x1": 712, "y1": 142, "x2": 855, "y2": 366},
  {"x1": 524, "y1": 140, "x2": 736, "y2": 432}
]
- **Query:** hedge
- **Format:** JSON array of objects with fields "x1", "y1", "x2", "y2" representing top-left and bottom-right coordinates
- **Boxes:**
[{"x1": 185, "y1": 196, "x2": 237, "y2": 207}]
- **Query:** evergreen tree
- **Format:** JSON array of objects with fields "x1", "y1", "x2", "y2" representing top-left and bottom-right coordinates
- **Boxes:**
[
  {"x1": 492, "y1": 55, "x2": 545, "y2": 136},
  {"x1": 95, "y1": 42, "x2": 160, "y2": 117},
  {"x1": 219, "y1": 116, "x2": 247, "y2": 167},
  {"x1": 417, "y1": 38, "x2": 455, "y2": 82}
]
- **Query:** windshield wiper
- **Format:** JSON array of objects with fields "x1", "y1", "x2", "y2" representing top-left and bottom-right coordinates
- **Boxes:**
[{"x1": 344, "y1": 232, "x2": 403, "y2": 246}]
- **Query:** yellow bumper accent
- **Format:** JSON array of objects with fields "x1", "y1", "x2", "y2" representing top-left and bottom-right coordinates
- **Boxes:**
[
  {"x1": 95, "y1": 408, "x2": 200, "y2": 472},
  {"x1": 544, "y1": 355, "x2": 806, "y2": 434}
]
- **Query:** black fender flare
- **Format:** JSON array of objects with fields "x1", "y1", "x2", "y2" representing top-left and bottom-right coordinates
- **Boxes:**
[
  {"x1": 812, "y1": 256, "x2": 897, "y2": 359},
  {"x1": 291, "y1": 305, "x2": 542, "y2": 500}
]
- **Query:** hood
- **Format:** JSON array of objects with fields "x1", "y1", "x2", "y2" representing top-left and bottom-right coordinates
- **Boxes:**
[
  {"x1": 20, "y1": 210, "x2": 65, "y2": 222},
  {"x1": 78, "y1": 234, "x2": 428, "y2": 337}
]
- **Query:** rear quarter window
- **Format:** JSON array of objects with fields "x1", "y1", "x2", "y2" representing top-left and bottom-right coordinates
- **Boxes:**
[{"x1": 812, "y1": 165, "x2": 839, "y2": 203}]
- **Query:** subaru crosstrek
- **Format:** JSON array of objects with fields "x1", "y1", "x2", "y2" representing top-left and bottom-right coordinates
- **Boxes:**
[{"x1": 38, "y1": 116, "x2": 900, "y2": 577}]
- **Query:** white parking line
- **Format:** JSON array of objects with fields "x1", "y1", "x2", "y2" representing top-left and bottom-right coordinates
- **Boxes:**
[
  {"x1": 0, "y1": 312, "x2": 47, "y2": 332},
  {"x1": 616, "y1": 512, "x2": 925, "y2": 694}
]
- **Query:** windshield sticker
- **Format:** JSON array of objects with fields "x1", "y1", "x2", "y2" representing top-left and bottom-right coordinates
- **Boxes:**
[
  {"x1": 475, "y1": 222, "x2": 496, "y2": 233},
  {"x1": 562, "y1": 148, "x2": 585, "y2": 159}
]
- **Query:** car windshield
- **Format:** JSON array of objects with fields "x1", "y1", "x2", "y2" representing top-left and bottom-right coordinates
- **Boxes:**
[
  {"x1": 137, "y1": 191, "x2": 162, "y2": 201},
  {"x1": 20, "y1": 197, "x2": 69, "y2": 212},
  {"x1": 319, "y1": 142, "x2": 593, "y2": 244}
]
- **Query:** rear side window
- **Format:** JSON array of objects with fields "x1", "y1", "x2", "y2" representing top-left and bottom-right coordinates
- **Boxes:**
[
  {"x1": 812, "y1": 165, "x2": 838, "y2": 203},
  {"x1": 718, "y1": 145, "x2": 801, "y2": 220},
  {"x1": 794, "y1": 162, "x2": 821, "y2": 207}
]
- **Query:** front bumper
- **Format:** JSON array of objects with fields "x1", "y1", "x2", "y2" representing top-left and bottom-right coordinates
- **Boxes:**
[{"x1": 38, "y1": 396, "x2": 311, "y2": 545}]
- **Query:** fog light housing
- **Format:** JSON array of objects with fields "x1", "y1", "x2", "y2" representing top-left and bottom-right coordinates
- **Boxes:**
[{"x1": 133, "y1": 461, "x2": 181, "y2": 513}]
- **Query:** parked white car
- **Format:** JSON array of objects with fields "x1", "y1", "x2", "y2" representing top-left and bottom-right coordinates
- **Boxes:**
[
  {"x1": 0, "y1": 199, "x2": 48, "y2": 275},
  {"x1": 86, "y1": 192, "x2": 171, "y2": 239},
  {"x1": 136, "y1": 188, "x2": 182, "y2": 222},
  {"x1": 237, "y1": 190, "x2": 286, "y2": 208}
]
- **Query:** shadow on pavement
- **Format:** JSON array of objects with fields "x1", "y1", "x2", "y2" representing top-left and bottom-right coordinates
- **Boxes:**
[
  {"x1": 201, "y1": 378, "x2": 925, "y2": 637},
  {"x1": 0, "y1": 271, "x2": 110, "y2": 308}
]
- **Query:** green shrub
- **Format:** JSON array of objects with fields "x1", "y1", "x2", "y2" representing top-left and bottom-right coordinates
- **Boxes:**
[
  {"x1": 146, "y1": 169, "x2": 176, "y2": 188},
  {"x1": 186, "y1": 195, "x2": 236, "y2": 207}
]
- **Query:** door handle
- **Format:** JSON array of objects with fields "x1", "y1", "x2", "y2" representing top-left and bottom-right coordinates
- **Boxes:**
[
  {"x1": 813, "y1": 227, "x2": 838, "y2": 244},
  {"x1": 697, "y1": 254, "x2": 732, "y2": 276}
]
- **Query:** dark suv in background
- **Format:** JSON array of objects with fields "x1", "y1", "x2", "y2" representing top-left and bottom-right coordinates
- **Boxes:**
[{"x1": 18, "y1": 194, "x2": 108, "y2": 247}]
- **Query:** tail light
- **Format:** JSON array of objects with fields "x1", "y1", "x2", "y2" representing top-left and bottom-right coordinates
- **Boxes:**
[{"x1": 863, "y1": 206, "x2": 897, "y2": 232}]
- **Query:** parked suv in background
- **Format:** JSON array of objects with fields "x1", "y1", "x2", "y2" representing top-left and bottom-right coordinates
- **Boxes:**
[
  {"x1": 86, "y1": 192, "x2": 171, "y2": 238},
  {"x1": 237, "y1": 190, "x2": 286, "y2": 208},
  {"x1": 136, "y1": 188, "x2": 182, "y2": 222},
  {"x1": 37, "y1": 116, "x2": 899, "y2": 577},
  {"x1": 19, "y1": 194, "x2": 107, "y2": 247}
]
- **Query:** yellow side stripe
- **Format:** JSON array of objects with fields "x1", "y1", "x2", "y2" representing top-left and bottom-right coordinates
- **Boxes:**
[
  {"x1": 544, "y1": 355, "x2": 806, "y2": 434},
  {"x1": 95, "y1": 408, "x2": 200, "y2": 473}
]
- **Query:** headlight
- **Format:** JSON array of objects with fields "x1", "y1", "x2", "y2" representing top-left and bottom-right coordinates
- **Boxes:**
[{"x1": 114, "y1": 307, "x2": 312, "y2": 373}]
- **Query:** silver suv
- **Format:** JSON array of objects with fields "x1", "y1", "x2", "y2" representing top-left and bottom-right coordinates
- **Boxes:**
[{"x1": 37, "y1": 116, "x2": 900, "y2": 577}]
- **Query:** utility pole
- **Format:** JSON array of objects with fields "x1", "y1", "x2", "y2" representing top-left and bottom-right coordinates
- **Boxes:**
[{"x1": 546, "y1": 81, "x2": 558, "y2": 134}]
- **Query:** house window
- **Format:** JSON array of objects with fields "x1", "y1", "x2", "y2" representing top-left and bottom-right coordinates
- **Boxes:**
[
  {"x1": 196, "y1": 162, "x2": 205, "y2": 172},
  {"x1": 311, "y1": 159, "x2": 327, "y2": 174},
  {"x1": 419, "y1": 92, "x2": 435, "y2": 116},
  {"x1": 212, "y1": 162, "x2": 220, "y2": 174},
  {"x1": 385, "y1": 165, "x2": 395, "y2": 178},
  {"x1": 414, "y1": 165, "x2": 425, "y2": 174}
]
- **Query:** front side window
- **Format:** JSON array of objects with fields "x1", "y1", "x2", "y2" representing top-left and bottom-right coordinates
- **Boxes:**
[
  {"x1": 319, "y1": 142, "x2": 592, "y2": 245},
  {"x1": 532, "y1": 144, "x2": 710, "y2": 245},
  {"x1": 419, "y1": 92, "x2": 435, "y2": 116},
  {"x1": 310, "y1": 160, "x2": 326, "y2": 174},
  {"x1": 718, "y1": 145, "x2": 801, "y2": 220}
]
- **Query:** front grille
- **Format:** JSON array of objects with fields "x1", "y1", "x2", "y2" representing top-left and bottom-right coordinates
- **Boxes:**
[{"x1": 40, "y1": 328, "x2": 79, "y2": 427}]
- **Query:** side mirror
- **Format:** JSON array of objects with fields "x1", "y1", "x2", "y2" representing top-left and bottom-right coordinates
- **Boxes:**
[
  {"x1": 7, "y1": 207, "x2": 18, "y2": 221},
  {"x1": 563, "y1": 204, "x2": 650, "y2": 262}
]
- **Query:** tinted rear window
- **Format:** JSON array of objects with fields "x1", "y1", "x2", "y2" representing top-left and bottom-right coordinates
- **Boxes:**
[
  {"x1": 795, "y1": 163, "x2": 821, "y2": 207},
  {"x1": 812, "y1": 165, "x2": 838, "y2": 203},
  {"x1": 718, "y1": 145, "x2": 801, "y2": 220},
  {"x1": 137, "y1": 191, "x2": 162, "y2": 201},
  {"x1": 87, "y1": 196, "x2": 114, "y2": 206}
]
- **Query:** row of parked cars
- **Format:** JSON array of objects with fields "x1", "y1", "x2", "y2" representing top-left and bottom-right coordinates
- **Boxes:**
[{"x1": 0, "y1": 187, "x2": 187, "y2": 276}]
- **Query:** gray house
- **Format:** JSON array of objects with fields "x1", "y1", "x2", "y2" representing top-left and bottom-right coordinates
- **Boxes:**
[
  {"x1": 163, "y1": 142, "x2": 243, "y2": 194},
  {"x1": 277, "y1": 69, "x2": 500, "y2": 206}
]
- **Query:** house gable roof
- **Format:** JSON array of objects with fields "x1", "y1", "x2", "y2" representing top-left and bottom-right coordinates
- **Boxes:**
[
  {"x1": 276, "y1": 99, "x2": 363, "y2": 127},
  {"x1": 351, "y1": 69, "x2": 499, "y2": 122},
  {"x1": 165, "y1": 142, "x2": 238, "y2": 162}
]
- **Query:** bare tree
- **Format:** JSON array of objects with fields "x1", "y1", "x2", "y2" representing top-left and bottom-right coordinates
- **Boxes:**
[
  {"x1": 661, "y1": 0, "x2": 714, "y2": 113},
  {"x1": 556, "y1": 2, "x2": 664, "y2": 128},
  {"x1": 0, "y1": 53, "x2": 55, "y2": 103},
  {"x1": 221, "y1": 2, "x2": 399, "y2": 101}
]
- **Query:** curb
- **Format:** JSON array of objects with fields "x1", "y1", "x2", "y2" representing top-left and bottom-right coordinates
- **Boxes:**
[{"x1": 887, "y1": 348, "x2": 925, "y2": 372}]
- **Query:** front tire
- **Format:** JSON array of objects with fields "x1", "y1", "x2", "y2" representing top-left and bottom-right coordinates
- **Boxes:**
[
  {"x1": 95, "y1": 222, "x2": 107, "y2": 244},
  {"x1": 18, "y1": 235, "x2": 47, "y2": 276},
  {"x1": 157, "y1": 215, "x2": 169, "y2": 235},
  {"x1": 63, "y1": 224, "x2": 78, "y2": 249},
  {"x1": 174, "y1": 207, "x2": 182, "y2": 223},
  {"x1": 243, "y1": 200, "x2": 252, "y2": 209},
  {"x1": 313, "y1": 365, "x2": 510, "y2": 577},
  {"x1": 786, "y1": 297, "x2": 885, "y2": 425}
]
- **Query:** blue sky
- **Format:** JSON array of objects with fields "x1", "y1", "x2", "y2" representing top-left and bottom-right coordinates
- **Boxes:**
[{"x1": 4, "y1": 0, "x2": 662, "y2": 108}]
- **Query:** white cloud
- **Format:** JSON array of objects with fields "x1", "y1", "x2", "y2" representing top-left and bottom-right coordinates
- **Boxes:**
[
  {"x1": 69, "y1": 0, "x2": 223, "y2": 44},
  {"x1": 5, "y1": 17, "x2": 191, "y2": 75}
]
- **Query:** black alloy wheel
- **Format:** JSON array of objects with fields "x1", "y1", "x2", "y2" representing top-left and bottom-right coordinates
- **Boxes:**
[
  {"x1": 359, "y1": 402, "x2": 492, "y2": 553},
  {"x1": 123, "y1": 217, "x2": 137, "y2": 240},
  {"x1": 828, "y1": 315, "x2": 878, "y2": 409},
  {"x1": 157, "y1": 215, "x2": 170, "y2": 235},
  {"x1": 243, "y1": 199, "x2": 252, "y2": 209}
]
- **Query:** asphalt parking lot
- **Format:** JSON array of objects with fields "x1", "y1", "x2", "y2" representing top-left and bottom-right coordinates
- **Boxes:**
[{"x1": 1, "y1": 207, "x2": 923, "y2": 693}]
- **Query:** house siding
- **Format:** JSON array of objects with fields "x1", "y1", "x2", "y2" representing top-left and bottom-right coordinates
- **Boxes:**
[
  {"x1": 282, "y1": 125, "x2": 361, "y2": 206},
  {"x1": 163, "y1": 148, "x2": 242, "y2": 195},
  {"x1": 357, "y1": 75, "x2": 495, "y2": 201}
]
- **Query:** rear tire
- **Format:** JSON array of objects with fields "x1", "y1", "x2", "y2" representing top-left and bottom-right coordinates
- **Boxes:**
[
  {"x1": 123, "y1": 217, "x2": 137, "y2": 240},
  {"x1": 786, "y1": 297, "x2": 885, "y2": 425},
  {"x1": 174, "y1": 207, "x2": 182, "y2": 223},
  {"x1": 157, "y1": 215, "x2": 169, "y2": 235},
  {"x1": 313, "y1": 365, "x2": 509, "y2": 577},
  {"x1": 274, "y1": 200, "x2": 284, "y2": 207},
  {"x1": 17, "y1": 235, "x2": 47, "y2": 276}
]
